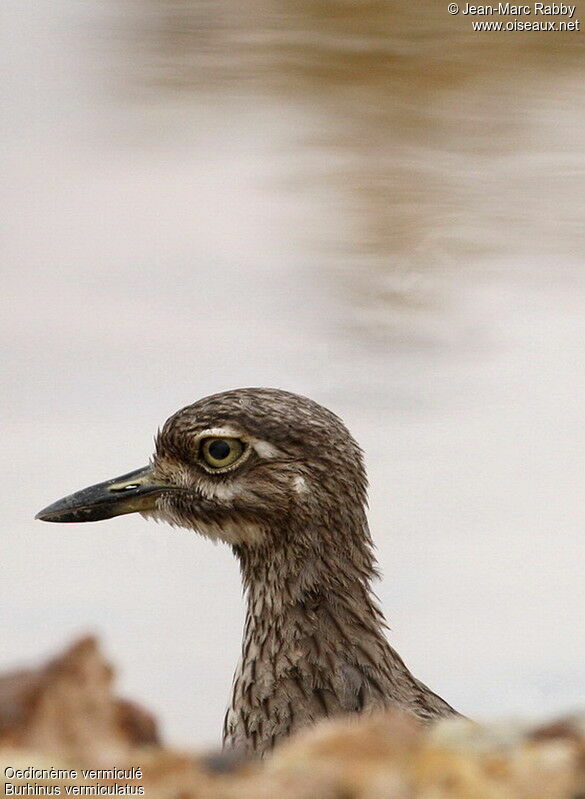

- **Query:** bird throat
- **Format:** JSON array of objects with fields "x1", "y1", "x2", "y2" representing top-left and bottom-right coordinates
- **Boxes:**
[{"x1": 224, "y1": 523, "x2": 393, "y2": 755}]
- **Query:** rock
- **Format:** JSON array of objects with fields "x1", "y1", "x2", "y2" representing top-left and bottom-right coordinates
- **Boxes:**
[
  {"x1": 0, "y1": 637, "x2": 584, "y2": 797},
  {"x1": 0, "y1": 637, "x2": 158, "y2": 765},
  {"x1": 266, "y1": 711, "x2": 421, "y2": 798}
]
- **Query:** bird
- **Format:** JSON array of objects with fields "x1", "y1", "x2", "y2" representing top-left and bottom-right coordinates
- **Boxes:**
[{"x1": 36, "y1": 387, "x2": 458, "y2": 756}]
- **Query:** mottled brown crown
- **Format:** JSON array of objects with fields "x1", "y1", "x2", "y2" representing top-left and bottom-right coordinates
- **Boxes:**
[{"x1": 158, "y1": 388, "x2": 365, "y2": 478}]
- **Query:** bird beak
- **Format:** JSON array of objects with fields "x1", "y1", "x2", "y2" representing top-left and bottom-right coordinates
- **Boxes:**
[{"x1": 35, "y1": 466, "x2": 173, "y2": 523}]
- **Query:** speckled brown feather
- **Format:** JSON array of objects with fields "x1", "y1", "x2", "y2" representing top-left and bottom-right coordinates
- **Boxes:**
[{"x1": 149, "y1": 388, "x2": 458, "y2": 756}]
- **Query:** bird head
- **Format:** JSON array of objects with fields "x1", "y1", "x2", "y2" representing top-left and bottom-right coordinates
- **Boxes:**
[{"x1": 36, "y1": 388, "x2": 368, "y2": 548}]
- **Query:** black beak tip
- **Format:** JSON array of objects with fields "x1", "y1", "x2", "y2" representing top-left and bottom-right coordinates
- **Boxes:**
[
  {"x1": 35, "y1": 503, "x2": 78, "y2": 523},
  {"x1": 35, "y1": 504, "x2": 54, "y2": 522}
]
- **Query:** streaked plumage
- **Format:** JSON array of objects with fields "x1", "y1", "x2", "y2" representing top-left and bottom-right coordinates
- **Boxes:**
[{"x1": 37, "y1": 387, "x2": 458, "y2": 755}]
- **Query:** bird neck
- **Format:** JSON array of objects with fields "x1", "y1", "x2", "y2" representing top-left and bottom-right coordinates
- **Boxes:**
[
  {"x1": 234, "y1": 514, "x2": 389, "y2": 660},
  {"x1": 226, "y1": 515, "x2": 456, "y2": 754},
  {"x1": 225, "y1": 519, "x2": 397, "y2": 754}
]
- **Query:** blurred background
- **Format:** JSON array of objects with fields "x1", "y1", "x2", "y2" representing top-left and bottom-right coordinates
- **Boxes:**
[{"x1": 2, "y1": 0, "x2": 584, "y2": 747}]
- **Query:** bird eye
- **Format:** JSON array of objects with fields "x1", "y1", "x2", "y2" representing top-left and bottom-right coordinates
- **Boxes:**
[{"x1": 201, "y1": 437, "x2": 245, "y2": 469}]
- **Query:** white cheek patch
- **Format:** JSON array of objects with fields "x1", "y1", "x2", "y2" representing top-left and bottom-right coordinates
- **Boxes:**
[
  {"x1": 292, "y1": 475, "x2": 308, "y2": 494},
  {"x1": 196, "y1": 480, "x2": 240, "y2": 503}
]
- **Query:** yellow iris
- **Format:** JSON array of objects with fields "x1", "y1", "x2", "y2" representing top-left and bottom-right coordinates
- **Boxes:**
[{"x1": 201, "y1": 437, "x2": 245, "y2": 469}]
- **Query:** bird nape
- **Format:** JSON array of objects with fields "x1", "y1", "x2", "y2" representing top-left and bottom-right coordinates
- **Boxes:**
[{"x1": 36, "y1": 387, "x2": 458, "y2": 755}]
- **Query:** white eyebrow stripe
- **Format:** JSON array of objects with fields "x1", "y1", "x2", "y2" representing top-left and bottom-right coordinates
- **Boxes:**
[
  {"x1": 251, "y1": 439, "x2": 284, "y2": 459},
  {"x1": 197, "y1": 426, "x2": 244, "y2": 440}
]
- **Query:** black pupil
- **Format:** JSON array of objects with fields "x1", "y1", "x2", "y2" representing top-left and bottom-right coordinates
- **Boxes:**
[{"x1": 208, "y1": 440, "x2": 232, "y2": 461}]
